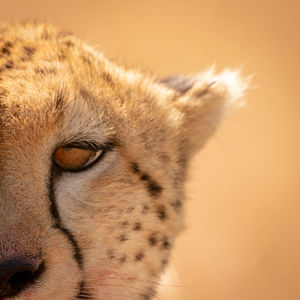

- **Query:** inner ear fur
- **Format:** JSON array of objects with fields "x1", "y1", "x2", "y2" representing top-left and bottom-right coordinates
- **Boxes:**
[{"x1": 160, "y1": 69, "x2": 248, "y2": 158}]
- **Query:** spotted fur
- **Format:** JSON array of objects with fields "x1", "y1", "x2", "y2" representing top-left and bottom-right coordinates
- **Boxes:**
[{"x1": 0, "y1": 22, "x2": 247, "y2": 299}]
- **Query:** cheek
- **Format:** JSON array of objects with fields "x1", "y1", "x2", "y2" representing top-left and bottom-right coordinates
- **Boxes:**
[
  {"x1": 85, "y1": 264, "x2": 156, "y2": 299},
  {"x1": 85, "y1": 266, "x2": 132, "y2": 298},
  {"x1": 55, "y1": 171, "x2": 95, "y2": 204},
  {"x1": 89, "y1": 268, "x2": 121, "y2": 286}
]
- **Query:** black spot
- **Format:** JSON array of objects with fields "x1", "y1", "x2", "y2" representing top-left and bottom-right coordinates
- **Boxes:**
[
  {"x1": 162, "y1": 237, "x2": 171, "y2": 250},
  {"x1": 135, "y1": 252, "x2": 144, "y2": 261},
  {"x1": 133, "y1": 222, "x2": 142, "y2": 231},
  {"x1": 157, "y1": 205, "x2": 167, "y2": 221},
  {"x1": 140, "y1": 174, "x2": 150, "y2": 181},
  {"x1": 171, "y1": 199, "x2": 183, "y2": 212},
  {"x1": 23, "y1": 46, "x2": 36, "y2": 58},
  {"x1": 34, "y1": 68, "x2": 45, "y2": 74},
  {"x1": 21, "y1": 46, "x2": 36, "y2": 61},
  {"x1": 81, "y1": 55, "x2": 91, "y2": 64},
  {"x1": 1, "y1": 47, "x2": 10, "y2": 55},
  {"x1": 120, "y1": 255, "x2": 127, "y2": 263},
  {"x1": 147, "y1": 180, "x2": 163, "y2": 197},
  {"x1": 119, "y1": 234, "x2": 129, "y2": 242},
  {"x1": 121, "y1": 220, "x2": 129, "y2": 227},
  {"x1": 1, "y1": 41, "x2": 13, "y2": 55},
  {"x1": 4, "y1": 60, "x2": 13, "y2": 69},
  {"x1": 131, "y1": 162, "x2": 140, "y2": 174},
  {"x1": 5, "y1": 41, "x2": 13, "y2": 48},
  {"x1": 148, "y1": 235, "x2": 157, "y2": 246},
  {"x1": 65, "y1": 40, "x2": 74, "y2": 47},
  {"x1": 107, "y1": 249, "x2": 115, "y2": 260}
]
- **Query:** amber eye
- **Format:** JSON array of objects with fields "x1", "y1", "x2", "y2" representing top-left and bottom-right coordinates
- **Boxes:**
[{"x1": 54, "y1": 147, "x2": 103, "y2": 171}]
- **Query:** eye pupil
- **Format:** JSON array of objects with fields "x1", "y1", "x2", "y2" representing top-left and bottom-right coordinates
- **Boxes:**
[{"x1": 54, "y1": 146, "x2": 103, "y2": 171}]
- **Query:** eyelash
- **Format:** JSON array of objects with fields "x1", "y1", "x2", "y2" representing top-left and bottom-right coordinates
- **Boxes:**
[
  {"x1": 64, "y1": 142, "x2": 103, "y2": 151},
  {"x1": 67, "y1": 141, "x2": 116, "y2": 152}
]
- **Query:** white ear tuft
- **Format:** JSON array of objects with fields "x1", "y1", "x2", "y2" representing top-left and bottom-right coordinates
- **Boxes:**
[
  {"x1": 189, "y1": 68, "x2": 249, "y2": 112},
  {"x1": 208, "y1": 69, "x2": 249, "y2": 111},
  {"x1": 160, "y1": 68, "x2": 249, "y2": 157}
]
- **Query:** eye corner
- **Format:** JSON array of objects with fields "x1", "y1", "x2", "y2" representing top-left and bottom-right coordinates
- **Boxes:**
[{"x1": 101, "y1": 140, "x2": 117, "y2": 152}]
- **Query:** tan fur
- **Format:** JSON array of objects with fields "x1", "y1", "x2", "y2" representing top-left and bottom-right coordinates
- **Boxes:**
[{"x1": 0, "y1": 23, "x2": 247, "y2": 299}]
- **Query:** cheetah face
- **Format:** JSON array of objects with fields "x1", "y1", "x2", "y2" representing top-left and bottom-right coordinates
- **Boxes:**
[{"x1": 0, "y1": 23, "x2": 246, "y2": 300}]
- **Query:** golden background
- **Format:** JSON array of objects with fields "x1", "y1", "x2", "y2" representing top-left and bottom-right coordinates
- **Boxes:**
[{"x1": 1, "y1": 1, "x2": 299, "y2": 299}]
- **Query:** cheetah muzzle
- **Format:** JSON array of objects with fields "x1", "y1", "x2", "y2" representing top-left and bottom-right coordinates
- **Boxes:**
[{"x1": 0, "y1": 22, "x2": 247, "y2": 300}]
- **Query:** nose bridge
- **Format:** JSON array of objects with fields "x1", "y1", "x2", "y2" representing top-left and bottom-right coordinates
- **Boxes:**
[
  {"x1": 0, "y1": 223, "x2": 42, "y2": 263},
  {"x1": 0, "y1": 145, "x2": 51, "y2": 218},
  {"x1": 0, "y1": 191, "x2": 51, "y2": 252},
  {"x1": 0, "y1": 154, "x2": 52, "y2": 262},
  {"x1": 0, "y1": 174, "x2": 50, "y2": 227}
]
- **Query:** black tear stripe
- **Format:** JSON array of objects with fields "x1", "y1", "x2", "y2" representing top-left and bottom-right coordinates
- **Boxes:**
[
  {"x1": 48, "y1": 168, "x2": 83, "y2": 269},
  {"x1": 48, "y1": 168, "x2": 85, "y2": 300}
]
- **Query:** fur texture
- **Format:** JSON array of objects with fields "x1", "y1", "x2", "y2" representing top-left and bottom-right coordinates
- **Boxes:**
[{"x1": 0, "y1": 23, "x2": 247, "y2": 299}]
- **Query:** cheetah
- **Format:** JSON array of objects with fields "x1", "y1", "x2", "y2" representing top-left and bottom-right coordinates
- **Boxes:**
[{"x1": 0, "y1": 22, "x2": 247, "y2": 300}]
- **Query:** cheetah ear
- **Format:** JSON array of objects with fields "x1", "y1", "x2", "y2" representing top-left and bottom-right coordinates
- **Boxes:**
[{"x1": 160, "y1": 69, "x2": 248, "y2": 158}]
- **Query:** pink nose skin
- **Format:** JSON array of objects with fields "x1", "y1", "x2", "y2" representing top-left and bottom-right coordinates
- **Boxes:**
[{"x1": 0, "y1": 258, "x2": 44, "y2": 298}]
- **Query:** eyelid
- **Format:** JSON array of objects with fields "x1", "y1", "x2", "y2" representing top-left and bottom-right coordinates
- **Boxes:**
[
  {"x1": 62, "y1": 140, "x2": 116, "y2": 152},
  {"x1": 63, "y1": 142, "x2": 102, "y2": 151}
]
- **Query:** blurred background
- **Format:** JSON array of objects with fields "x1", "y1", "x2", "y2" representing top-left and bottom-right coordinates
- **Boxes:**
[{"x1": 1, "y1": 1, "x2": 299, "y2": 299}]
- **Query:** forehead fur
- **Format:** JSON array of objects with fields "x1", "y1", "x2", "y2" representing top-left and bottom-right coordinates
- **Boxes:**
[{"x1": 0, "y1": 23, "x2": 182, "y2": 157}]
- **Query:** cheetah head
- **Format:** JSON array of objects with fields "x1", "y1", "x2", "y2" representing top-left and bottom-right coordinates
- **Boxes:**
[{"x1": 0, "y1": 23, "x2": 247, "y2": 300}]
